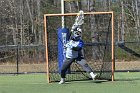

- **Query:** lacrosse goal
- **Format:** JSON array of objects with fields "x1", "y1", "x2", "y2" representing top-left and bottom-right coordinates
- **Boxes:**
[{"x1": 44, "y1": 12, "x2": 115, "y2": 83}]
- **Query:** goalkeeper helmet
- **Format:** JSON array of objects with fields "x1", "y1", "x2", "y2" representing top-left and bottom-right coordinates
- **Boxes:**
[
  {"x1": 73, "y1": 27, "x2": 82, "y2": 38},
  {"x1": 71, "y1": 27, "x2": 82, "y2": 40}
]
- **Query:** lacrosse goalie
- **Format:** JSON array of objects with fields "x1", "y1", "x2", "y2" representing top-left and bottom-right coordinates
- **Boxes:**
[{"x1": 59, "y1": 10, "x2": 97, "y2": 84}]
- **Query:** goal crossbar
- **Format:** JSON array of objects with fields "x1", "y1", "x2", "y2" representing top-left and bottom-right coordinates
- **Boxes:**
[{"x1": 44, "y1": 12, "x2": 114, "y2": 17}]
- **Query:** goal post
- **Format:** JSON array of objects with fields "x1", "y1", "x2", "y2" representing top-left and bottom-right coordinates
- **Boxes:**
[{"x1": 44, "y1": 12, "x2": 115, "y2": 83}]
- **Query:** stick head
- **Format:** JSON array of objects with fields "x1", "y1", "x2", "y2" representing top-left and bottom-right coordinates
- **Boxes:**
[
  {"x1": 75, "y1": 10, "x2": 84, "y2": 26},
  {"x1": 77, "y1": 10, "x2": 84, "y2": 16}
]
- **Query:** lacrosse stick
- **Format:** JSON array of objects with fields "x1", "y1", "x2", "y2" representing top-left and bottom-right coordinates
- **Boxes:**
[
  {"x1": 68, "y1": 10, "x2": 84, "y2": 40},
  {"x1": 71, "y1": 10, "x2": 84, "y2": 33}
]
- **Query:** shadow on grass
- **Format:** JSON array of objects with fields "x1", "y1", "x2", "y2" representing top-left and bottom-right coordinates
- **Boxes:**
[
  {"x1": 54, "y1": 77, "x2": 140, "y2": 84},
  {"x1": 93, "y1": 80, "x2": 109, "y2": 83}
]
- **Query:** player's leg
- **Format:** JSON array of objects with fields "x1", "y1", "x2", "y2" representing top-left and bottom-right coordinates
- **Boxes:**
[
  {"x1": 77, "y1": 58, "x2": 97, "y2": 80},
  {"x1": 59, "y1": 58, "x2": 74, "y2": 84}
]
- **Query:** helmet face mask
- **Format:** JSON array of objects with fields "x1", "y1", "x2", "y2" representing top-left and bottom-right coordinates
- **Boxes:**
[{"x1": 73, "y1": 31, "x2": 81, "y2": 37}]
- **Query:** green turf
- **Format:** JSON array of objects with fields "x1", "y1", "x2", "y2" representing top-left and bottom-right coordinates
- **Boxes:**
[{"x1": 0, "y1": 72, "x2": 140, "y2": 93}]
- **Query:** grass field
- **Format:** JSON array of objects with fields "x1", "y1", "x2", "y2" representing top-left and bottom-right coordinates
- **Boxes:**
[{"x1": 0, "y1": 72, "x2": 140, "y2": 93}]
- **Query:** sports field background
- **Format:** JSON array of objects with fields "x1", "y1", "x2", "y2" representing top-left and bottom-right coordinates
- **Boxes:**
[
  {"x1": 0, "y1": 72, "x2": 140, "y2": 93},
  {"x1": 0, "y1": 61, "x2": 140, "y2": 74}
]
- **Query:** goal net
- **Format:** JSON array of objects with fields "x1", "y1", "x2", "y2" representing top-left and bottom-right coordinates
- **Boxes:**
[{"x1": 44, "y1": 12, "x2": 115, "y2": 83}]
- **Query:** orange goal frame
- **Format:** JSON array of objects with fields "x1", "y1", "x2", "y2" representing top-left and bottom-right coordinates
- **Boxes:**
[{"x1": 44, "y1": 12, "x2": 115, "y2": 83}]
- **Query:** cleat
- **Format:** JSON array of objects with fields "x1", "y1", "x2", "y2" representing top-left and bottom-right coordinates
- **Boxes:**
[
  {"x1": 59, "y1": 80, "x2": 65, "y2": 84},
  {"x1": 92, "y1": 74, "x2": 97, "y2": 80},
  {"x1": 59, "y1": 78, "x2": 65, "y2": 84},
  {"x1": 90, "y1": 72, "x2": 97, "y2": 80}
]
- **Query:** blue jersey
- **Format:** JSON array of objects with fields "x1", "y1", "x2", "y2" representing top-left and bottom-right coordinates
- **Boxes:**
[{"x1": 65, "y1": 39, "x2": 84, "y2": 58}]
